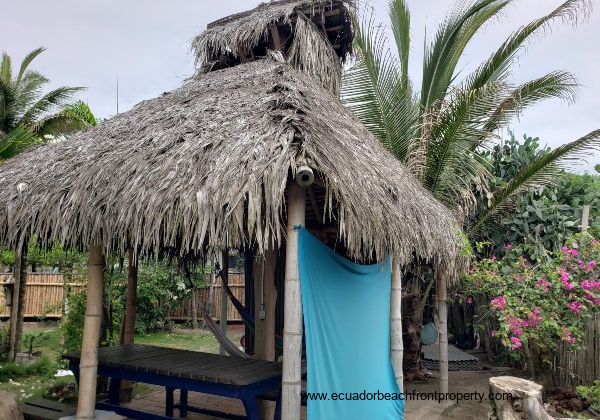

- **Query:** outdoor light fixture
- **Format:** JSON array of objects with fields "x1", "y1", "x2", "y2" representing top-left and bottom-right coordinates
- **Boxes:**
[
  {"x1": 296, "y1": 166, "x2": 314, "y2": 187},
  {"x1": 3, "y1": 275, "x2": 15, "y2": 307}
]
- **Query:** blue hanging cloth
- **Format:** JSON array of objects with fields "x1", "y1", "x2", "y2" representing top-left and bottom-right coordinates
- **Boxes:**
[{"x1": 298, "y1": 228, "x2": 404, "y2": 419}]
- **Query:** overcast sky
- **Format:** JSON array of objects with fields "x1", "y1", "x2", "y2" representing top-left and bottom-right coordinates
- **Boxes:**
[{"x1": 2, "y1": 0, "x2": 598, "y2": 171}]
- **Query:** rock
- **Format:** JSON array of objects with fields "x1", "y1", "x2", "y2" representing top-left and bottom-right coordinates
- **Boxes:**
[{"x1": 0, "y1": 392, "x2": 24, "y2": 420}]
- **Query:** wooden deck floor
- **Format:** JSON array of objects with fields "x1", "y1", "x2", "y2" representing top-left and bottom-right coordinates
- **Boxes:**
[{"x1": 125, "y1": 389, "x2": 308, "y2": 419}]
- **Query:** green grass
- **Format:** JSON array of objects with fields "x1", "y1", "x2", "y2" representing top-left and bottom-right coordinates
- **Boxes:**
[{"x1": 135, "y1": 327, "x2": 243, "y2": 353}]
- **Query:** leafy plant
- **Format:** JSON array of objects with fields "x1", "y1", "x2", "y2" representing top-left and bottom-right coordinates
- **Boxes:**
[
  {"x1": 61, "y1": 290, "x2": 87, "y2": 353},
  {"x1": 22, "y1": 331, "x2": 49, "y2": 356},
  {"x1": 457, "y1": 233, "x2": 600, "y2": 364},
  {"x1": 577, "y1": 380, "x2": 600, "y2": 411}
]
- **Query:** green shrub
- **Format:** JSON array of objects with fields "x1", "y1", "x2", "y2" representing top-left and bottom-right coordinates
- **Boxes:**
[
  {"x1": 0, "y1": 324, "x2": 9, "y2": 361},
  {"x1": 577, "y1": 380, "x2": 600, "y2": 411},
  {"x1": 0, "y1": 356, "x2": 54, "y2": 381},
  {"x1": 61, "y1": 290, "x2": 87, "y2": 353}
]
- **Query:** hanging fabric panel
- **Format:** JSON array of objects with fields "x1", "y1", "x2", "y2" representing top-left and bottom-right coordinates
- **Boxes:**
[{"x1": 298, "y1": 227, "x2": 404, "y2": 419}]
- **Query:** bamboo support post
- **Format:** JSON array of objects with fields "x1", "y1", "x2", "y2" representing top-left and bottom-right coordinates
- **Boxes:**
[
  {"x1": 219, "y1": 250, "x2": 229, "y2": 355},
  {"x1": 436, "y1": 270, "x2": 449, "y2": 395},
  {"x1": 282, "y1": 182, "x2": 305, "y2": 420},
  {"x1": 391, "y1": 258, "x2": 404, "y2": 394},
  {"x1": 76, "y1": 244, "x2": 105, "y2": 419},
  {"x1": 8, "y1": 247, "x2": 27, "y2": 362}
]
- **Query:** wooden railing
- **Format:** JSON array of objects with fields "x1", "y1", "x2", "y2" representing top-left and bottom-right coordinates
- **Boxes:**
[{"x1": 0, "y1": 272, "x2": 245, "y2": 322}]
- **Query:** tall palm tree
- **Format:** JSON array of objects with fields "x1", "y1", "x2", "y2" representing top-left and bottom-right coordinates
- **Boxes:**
[
  {"x1": 342, "y1": 0, "x2": 600, "y2": 375},
  {"x1": 0, "y1": 47, "x2": 89, "y2": 160},
  {"x1": 342, "y1": 0, "x2": 600, "y2": 231}
]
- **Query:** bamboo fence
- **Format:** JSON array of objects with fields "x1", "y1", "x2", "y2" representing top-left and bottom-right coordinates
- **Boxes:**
[
  {"x1": 0, "y1": 272, "x2": 245, "y2": 322},
  {"x1": 552, "y1": 313, "x2": 600, "y2": 387}
]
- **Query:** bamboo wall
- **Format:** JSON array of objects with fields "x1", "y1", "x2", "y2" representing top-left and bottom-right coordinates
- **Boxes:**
[
  {"x1": 552, "y1": 313, "x2": 600, "y2": 387},
  {"x1": 0, "y1": 272, "x2": 245, "y2": 322},
  {"x1": 0, "y1": 273, "x2": 85, "y2": 318}
]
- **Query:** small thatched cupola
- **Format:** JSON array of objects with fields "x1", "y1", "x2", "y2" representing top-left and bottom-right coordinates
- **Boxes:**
[{"x1": 192, "y1": 0, "x2": 354, "y2": 94}]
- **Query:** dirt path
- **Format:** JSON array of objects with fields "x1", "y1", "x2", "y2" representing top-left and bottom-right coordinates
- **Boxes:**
[{"x1": 404, "y1": 371, "x2": 505, "y2": 420}]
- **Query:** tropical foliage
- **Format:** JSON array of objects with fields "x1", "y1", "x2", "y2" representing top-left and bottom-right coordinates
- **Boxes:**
[
  {"x1": 458, "y1": 233, "x2": 600, "y2": 369},
  {"x1": 342, "y1": 0, "x2": 600, "y2": 230},
  {"x1": 0, "y1": 48, "x2": 92, "y2": 161},
  {"x1": 477, "y1": 134, "x2": 600, "y2": 261}
]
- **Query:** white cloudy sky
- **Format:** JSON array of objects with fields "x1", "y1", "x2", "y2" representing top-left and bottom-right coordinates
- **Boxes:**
[{"x1": 2, "y1": 0, "x2": 599, "y2": 170}]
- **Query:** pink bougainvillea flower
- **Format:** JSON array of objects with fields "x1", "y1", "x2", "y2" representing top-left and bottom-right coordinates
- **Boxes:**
[
  {"x1": 466, "y1": 296, "x2": 473, "y2": 305},
  {"x1": 490, "y1": 330, "x2": 496, "y2": 337},
  {"x1": 516, "y1": 274, "x2": 525, "y2": 282},
  {"x1": 535, "y1": 277, "x2": 551, "y2": 292},
  {"x1": 510, "y1": 336, "x2": 522, "y2": 350},
  {"x1": 562, "y1": 327, "x2": 576, "y2": 345},
  {"x1": 526, "y1": 308, "x2": 543, "y2": 328},
  {"x1": 586, "y1": 260, "x2": 597, "y2": 272},
  {"x1": 568, "y1": 301, "x2": 582, "y2": 314},
  {"x1": 581, "y1": 280, "x2": 598, "y2": 291},
  {"x1": 490, "y1": 296, "x2": 506, "y2": 311},
  {"x1": 491, "y1": 256, "x2": 497, "y2": 261},
  {"x1": 504, "y1": 243, "x2": 513, "y2": 251}
]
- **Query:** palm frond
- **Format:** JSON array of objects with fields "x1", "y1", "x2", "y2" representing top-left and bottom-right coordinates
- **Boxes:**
[
  {"x1": 389, "y1": 0, "x2": 411, "y2": 86},
  {"x1": 420, "y1": 0, "x2": 510, "y2": 110},
  {"x1": 16, "y1": 47, "x2": 46, "y2": 85},
  {"x1": 1, "y1": 52, "x2": 12, "y2": 84},
  {"x1": 482, "y1": 71, "x2": 578, "y2": 137},
  {"x1": 423, "y1": 84, "x2": 505, "y2": 212},
  {"x1": 0, "y1": 125, "x2": 39, "y2": 161},
  {"x1": 341, "y1": 10, "x2": 418, "y2": 161},
  {"x1": 18, "y1": 86, "x2": 83, "y2": 130},
  {"x1": 469, "y1": 129, "x2": 600, "y2": 234},
  {"x1": 464, "y1": 0, "x2": 592, "y2": 91}
]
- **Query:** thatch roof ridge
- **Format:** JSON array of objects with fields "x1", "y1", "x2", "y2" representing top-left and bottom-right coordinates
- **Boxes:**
[
  {"x1": 192, "y1": 0, "x2": 354, "y2": 66},
  {"x1": 0, "y1": 59, "x2": 463, "y2": 276}
]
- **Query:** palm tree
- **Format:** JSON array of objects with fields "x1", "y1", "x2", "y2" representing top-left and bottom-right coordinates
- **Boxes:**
[
  {"x1": 342, "y1": 0, "x2": 600, "y2": 375},
  {"x1": 343, "y1": 0, "x2": 599, "y2": 228},
  {"x1": 0, "y1": 47, "x2": 89, "y2": 161}
]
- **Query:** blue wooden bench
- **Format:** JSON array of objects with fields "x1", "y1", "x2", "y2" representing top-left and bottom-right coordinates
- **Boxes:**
[{"x1": 65, "y1": 344, "x2": 282, "y2": 420}]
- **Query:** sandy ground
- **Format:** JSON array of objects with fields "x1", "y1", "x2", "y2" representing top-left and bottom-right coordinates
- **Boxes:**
[{"x1": 404, "y1": 370, "x2": 504, "y2": 420}]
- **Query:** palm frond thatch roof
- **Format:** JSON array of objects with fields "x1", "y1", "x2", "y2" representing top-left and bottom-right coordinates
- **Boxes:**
[
  {"x1": 192, "y1": 0, "x2": 354, "y2": 95},
  {"x1": 0, "y1": 59, "x2": 463, "y2": 276}
]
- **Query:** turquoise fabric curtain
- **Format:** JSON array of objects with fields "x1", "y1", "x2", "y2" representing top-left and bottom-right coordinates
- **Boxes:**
[{"x1": 298, "y1": 228, "x2": 404, "y2": 419}]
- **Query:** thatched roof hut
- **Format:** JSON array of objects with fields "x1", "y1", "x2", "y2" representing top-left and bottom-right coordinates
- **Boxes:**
[
  {"x1": 0, "y1": 1, "x2": 462, "y2": 417},
  {"x1": 0, "y1": 57, "x2": 461, "y2": 273}
]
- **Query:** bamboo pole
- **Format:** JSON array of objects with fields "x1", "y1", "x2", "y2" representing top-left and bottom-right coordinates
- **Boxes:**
[
  {"x1": 436, "y1": 270, "x2": 448, "y2": 395},
  {"x1": 8, "y1": 247, "x2": 27, "y2": 362},
  {"x1": 76, "y1": 244, "x2": 104, "y2": 419},
  {"x1": 391, "y1": 258, "x2": 404, "y2": 394},
  {"x1": 219, "y1": 250, "x2": 229, "y2": 355},
  {"x1": 282, "y1": 182, "x2": 305, "y2": 420}
]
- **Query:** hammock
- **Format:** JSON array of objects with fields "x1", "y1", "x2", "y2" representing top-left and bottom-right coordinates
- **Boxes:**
[
  {"x1": 221, "y1": 278, "x2": 284, "y2": 350},
  {"x1": 202, "y1": 310, "x2": 252, "y2": 359}
]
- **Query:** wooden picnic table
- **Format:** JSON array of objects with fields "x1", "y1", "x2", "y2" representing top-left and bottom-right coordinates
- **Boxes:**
[{"x1": 65, "y1": 344, "x2": 283, "y2": 420}]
